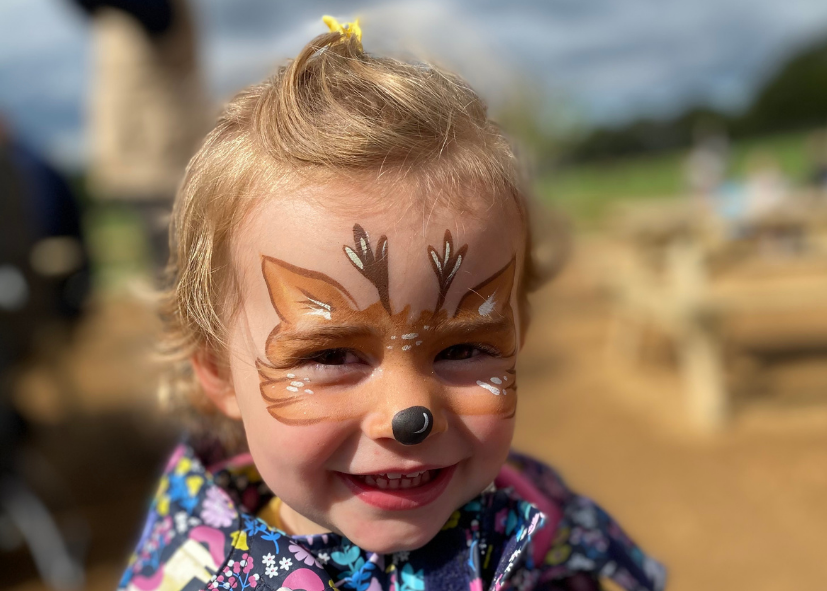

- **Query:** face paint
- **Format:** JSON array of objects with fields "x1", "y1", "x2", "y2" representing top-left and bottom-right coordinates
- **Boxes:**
[{"x1": 256, "y1": 224, "x2": 518, "y2": 426}]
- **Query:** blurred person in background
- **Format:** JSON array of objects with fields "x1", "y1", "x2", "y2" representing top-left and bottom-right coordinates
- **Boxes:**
[
  {"x1": 0, "y1": 115, "x2": 89, "y2": 590},
  {"x1": 685, "y1": 125, "x2": 730, "y2": 206},
  {"x1": 743, "y1": 150, "x2": 790, "y2": 222},
  {"x1": 72, "y1": 0, "x2": 209, "y2": 275}
]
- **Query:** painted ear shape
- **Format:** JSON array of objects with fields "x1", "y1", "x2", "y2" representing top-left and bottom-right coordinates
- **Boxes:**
[
  {"x1": 454, "y1": 258, "x2": 516, "y2": 318},
  {"x1": 261, "y1": 256, "x2": 359, "y2": 324}
]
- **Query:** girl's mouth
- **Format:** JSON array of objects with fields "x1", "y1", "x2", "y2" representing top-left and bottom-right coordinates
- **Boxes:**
[
  {"x1": 354, "y1": 469, "x2": 437, "y2": 489},
  {"x1": 338, "y1": 465, "x2": 456, "y2": 510}
]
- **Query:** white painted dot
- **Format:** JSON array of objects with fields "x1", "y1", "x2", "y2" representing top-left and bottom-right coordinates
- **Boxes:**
[
  {"x1": 286, "y1": 386, "x2": 299, "y2": 392},
  {"x1": 304, "y1": 389, "x2": 314, "y2": 394},
  {"x1": 290, "y1": 381, "x2": 304, "y2": 388},
  {"x1": 503, "y1": 375, "x2": 508, "y2": 381},
  {"x1": 423, "y1": 325, "x2": 430, "y2": 330},
  {"x1": 415, "y1": 341, "x2": 423, "y2": 346},
  {"x1": 402, "y1": 333, "x2": 418, "y2": 340},
  {"x1": 303, "y1": 377, "x2": 310, "y2": 381},
  {"x1": 476, "y1": 380, "x2": 500, "y2": 395},
  {"x1": 286, "y1": 373, "x2": 296, "y2": 379},
  {"x1": 402, "y1": 345, "x2": 412, "y2": 351},
  {"x1": 391, "y1": 335, "x2": 397, "y2": 340},
  {"x1": 490, "y1": 377, "x2": 502, "y2": 385},
  {"x1": 387, "y1": 345, "x2": 393, "y2": 350}
]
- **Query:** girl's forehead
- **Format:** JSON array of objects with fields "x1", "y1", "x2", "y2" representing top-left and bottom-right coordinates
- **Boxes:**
[
  {"x1": 232, "y1": 194, "x2": 524, "y2": 328},
  {"x1": 239, "y1": 193, "x2": 521, "y2": 265}
]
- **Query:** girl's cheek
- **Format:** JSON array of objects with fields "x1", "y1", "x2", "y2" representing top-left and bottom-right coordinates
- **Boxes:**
[{"x1": 460, "y1": 413, "x2": 516, "y2": 446}]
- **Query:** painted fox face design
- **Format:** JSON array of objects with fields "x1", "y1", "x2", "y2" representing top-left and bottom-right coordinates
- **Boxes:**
[{"x1": 256, "y1": 224, "x2": 518, "y2": 426}]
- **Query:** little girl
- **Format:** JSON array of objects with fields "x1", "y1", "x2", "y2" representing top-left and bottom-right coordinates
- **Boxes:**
[{"x1": 119, "y1": 18, "x2": 666, "y2": 591}]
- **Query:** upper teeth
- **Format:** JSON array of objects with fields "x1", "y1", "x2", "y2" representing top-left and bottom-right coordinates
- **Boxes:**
[
  {"x1": 360, "y1": 470, "x2": 434, "y2": 489},
  {"x1": 379, "y1": 471, "x2": 424, "y2": 479}
]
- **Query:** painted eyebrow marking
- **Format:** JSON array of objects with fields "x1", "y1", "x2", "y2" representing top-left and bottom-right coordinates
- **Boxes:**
[
  {"x1": 273, "y1": 324, "x2": 378, "y2": 346},
  {"x1": 435, "y1": 315, "x2": 514, "y2": 335}
]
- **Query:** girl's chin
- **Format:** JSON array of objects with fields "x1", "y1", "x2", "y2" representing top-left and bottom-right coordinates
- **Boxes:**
[{"x1": 339, "y1": 522, "x2": 443, "y2": 555}]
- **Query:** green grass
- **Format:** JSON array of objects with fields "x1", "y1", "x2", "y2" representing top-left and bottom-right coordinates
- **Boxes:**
[{"x1": 537, "y1": 129, "x2": 816, "y2": 222}]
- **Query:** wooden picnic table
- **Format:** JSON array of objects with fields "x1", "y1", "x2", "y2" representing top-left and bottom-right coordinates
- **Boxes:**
[{"x1": 604, "y1": 199, "x2": 827, "y2": 429}]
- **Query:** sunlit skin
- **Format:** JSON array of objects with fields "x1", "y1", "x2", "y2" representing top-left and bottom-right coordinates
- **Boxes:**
[{"x1": 198, "y1": 182, "x2": 525, "y2": 554}]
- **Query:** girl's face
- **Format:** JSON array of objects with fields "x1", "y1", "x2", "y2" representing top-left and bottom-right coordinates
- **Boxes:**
[{"x1": 220, "y1": 185, "x2": 524, "y2": 554}]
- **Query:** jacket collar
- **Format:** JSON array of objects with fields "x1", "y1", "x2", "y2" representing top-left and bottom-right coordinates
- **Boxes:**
[{"x1": 122, "y1": 444, "x2": 546, "y2": 591}]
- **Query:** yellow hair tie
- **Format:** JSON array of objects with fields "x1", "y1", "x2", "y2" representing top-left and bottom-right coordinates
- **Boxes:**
[{"x1": 322, "y1": 15, "x2": 362, "y2": 44}]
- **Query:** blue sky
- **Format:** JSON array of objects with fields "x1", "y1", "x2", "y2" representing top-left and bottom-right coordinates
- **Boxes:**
[{"x1": 2, "y1": 0, "x2": 827, "y2": 169}]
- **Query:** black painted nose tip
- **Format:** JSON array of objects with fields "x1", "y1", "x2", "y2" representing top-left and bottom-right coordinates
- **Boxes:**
[{"x1": 392, "y1": 406, "x2": 433, "y2": 445}]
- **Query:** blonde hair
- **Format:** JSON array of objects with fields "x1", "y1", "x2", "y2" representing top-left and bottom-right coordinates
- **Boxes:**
[{"x1": 160, "y1": 31, "x2": 548, "y2": 447}]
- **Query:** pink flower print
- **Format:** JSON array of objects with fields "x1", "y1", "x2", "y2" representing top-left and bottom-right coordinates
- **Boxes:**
[
  {"x1": 239, "y1": 553, "x2": 255, "y2": 574},
  {"x1": 289, "y1": 543, "x2": 321, "y2": 567},
  {"x1": 213, "y1": 574, "x2": 237, "y2": 589},
  {"x1": 202, "y1": 487, "x2": 235, "y2": 528},
  {"x1": 155, "y1": 515, "x2": 173, "y2": 543},
  {"x1": 223, "y1": 555, "x2": 258, "y2": 589}
]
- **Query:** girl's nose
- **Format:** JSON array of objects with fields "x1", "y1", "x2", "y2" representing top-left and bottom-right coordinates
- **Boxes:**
[{"x1": 392, "y1": 406, "x2": 433, "y2": 445}]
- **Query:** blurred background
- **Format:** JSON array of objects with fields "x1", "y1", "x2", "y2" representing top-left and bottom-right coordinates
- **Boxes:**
[{"x1": 2, "y1": 1, "x2": 827, "y2": 590}]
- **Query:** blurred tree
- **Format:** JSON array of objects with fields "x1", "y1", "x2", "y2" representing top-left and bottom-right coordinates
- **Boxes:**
[
  {"x1": 493, "y1": 84, "x2": 566, "y2": 173},
  {"x1": 569, "y1": 32, "x2": 827, "y2": 162},
  {"x1": 738, "y1": 37, "x2": 827, "y2": 135}
]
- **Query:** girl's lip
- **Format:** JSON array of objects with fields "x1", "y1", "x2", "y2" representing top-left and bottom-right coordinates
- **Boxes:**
[{"x1": 338, "y1": 464, "x2": 457, "y2": 511}]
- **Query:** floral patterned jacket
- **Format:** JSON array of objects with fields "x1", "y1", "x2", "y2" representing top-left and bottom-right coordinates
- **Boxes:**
[{"x1": 118, "y1": 444, "x2": 666, "y2": 591}]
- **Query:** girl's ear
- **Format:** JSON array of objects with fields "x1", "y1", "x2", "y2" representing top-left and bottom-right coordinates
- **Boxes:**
[{"x1": 191, "y1": 348, "x2": 241, "y2": 419}]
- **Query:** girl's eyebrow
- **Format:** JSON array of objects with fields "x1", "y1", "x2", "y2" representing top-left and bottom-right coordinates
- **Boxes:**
[
  {"x1": 276, "y1": 325, "x2": 378, "y2": 346},
  {"x1": 435, "y1": 315, "x2": 514, "y2": 334},
  {"x1": 273, "y1": 317, "x2": 513, "y2": 348}
]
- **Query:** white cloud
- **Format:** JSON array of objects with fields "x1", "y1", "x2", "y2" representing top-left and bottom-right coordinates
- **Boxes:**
[
  {"x1": 0, "y1": 0, "x2": 88, "y2": 164},
  {"x1": 3, "y1": 0, "x2": 827, "y2": 168}
]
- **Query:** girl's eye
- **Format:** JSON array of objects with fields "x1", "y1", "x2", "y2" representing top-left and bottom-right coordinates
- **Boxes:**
[
  {"x1": 435, "y1": 344, "x2": 495, "y2": 362},
  {"x1": 306, "y1": 348, "x2": 362, "y2": 366}
]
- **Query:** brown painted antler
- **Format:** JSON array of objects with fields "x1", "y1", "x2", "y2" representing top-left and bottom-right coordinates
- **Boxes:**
[
  {"x1": 428, "y1": 229, "x2": 468, "y2": 315},
  {"x1": 343, "y1": 224, "x2": 391, "y2": 315}
]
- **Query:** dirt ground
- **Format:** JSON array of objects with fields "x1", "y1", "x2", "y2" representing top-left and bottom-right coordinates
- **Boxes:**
[{"x1": 5, "y1": 237, "x2": 827, "y2": 591}]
